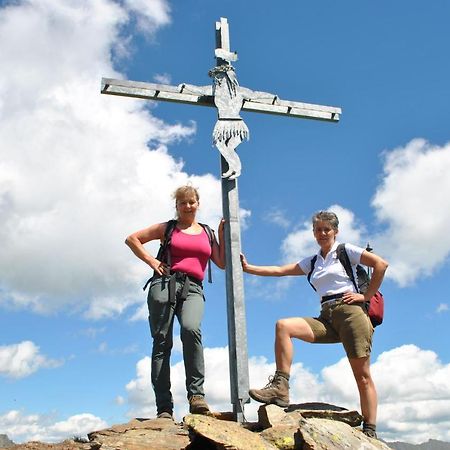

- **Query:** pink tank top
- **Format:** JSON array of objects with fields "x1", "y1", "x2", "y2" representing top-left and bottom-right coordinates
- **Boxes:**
[{"x1": 170, "y1": 227, "x2": 212, "y2": 281}]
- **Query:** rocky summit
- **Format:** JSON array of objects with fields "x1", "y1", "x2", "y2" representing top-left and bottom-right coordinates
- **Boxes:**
[{"x1": 1, "y1": 403, "x2": 393, "y2": 450}]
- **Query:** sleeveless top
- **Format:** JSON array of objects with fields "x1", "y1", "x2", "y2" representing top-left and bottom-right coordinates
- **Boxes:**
[{"x1": 170, "y1": 228, "x2": 212, "y2": 281}]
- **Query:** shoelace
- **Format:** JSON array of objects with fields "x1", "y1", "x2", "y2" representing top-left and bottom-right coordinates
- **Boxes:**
[{"x1": 262, "y1": 375, "x2": 277, "y2": 389}]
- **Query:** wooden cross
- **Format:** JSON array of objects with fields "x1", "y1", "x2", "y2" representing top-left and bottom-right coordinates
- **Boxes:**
[{"x1": 101, "y1": 17, "x2": 341, "y2": 422}]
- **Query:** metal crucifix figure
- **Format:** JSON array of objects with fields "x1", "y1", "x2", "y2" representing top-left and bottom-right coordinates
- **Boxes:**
[
  {"x1": 180, "y1": 58, "x2": 277, "y2": 180},
  {"x1": 101, "y1": 17, "x2": 341, "y2": 422}
]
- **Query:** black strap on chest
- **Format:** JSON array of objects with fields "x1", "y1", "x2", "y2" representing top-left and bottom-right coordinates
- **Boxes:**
[
  {"x1": 307, "y1": 244, "x2": 360, "y2": 293},
  {"x1": 143, "y1": 220, "x2": 214, "y2": 290},
  {"x1": 307, "y1": 254, "x2": 318, "y2": 291}
]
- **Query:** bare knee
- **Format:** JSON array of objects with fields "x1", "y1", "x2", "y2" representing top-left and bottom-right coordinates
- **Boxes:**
[
  {"x1": 276, "y1": 317, "x2": 314, "y2": 342},
  {"x1": 353, "y1": 368, "x2": 375, "y2": 391},
  {"x1": 275, "y1": 319, "x2": 290, "y2": 337}
]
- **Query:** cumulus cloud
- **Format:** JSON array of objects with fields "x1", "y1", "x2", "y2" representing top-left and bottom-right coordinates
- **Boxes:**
[
  {"x1": 122, "y1": 344, "x2": 450, "y2": 443},
  {"x1": 123, "y1": 0, "x2": 171, "y2": 35},
  {"x1": 265, "y1": 208, "x2": 291, "y2": 229},
  {"x1": 0, "y1": 410, "x2": 107, "y2": 443},
  {"x1": 0, "y1": 0, "x2": 225, "y2": 318},
  {"x1": 372, "y1": 139, "x2": 450, "y2": 286},
  {"x1": 0, "y1": 341, "x2": 62, "y2": 379}
]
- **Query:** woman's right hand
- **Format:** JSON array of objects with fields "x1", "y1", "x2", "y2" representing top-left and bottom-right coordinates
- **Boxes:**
[
  {"x1": 150, "y1": 258, "x2": 170, "y2": 276},
  {"x1": 240, "y1": 253, "x2": 249, "y2": 272}
]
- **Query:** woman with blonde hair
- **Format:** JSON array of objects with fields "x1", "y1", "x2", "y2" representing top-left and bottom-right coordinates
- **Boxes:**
[{"x1": 126, "y1": 185, "x2": 225, "y2": 419}]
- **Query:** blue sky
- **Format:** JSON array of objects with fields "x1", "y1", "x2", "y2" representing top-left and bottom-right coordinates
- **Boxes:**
[{"x1": 1, "y1": 0, "x2": 450, "y2": 444}]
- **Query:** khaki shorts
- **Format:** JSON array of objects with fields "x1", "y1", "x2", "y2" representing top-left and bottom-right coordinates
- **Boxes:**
[{"x1": 303, "y1": 300, "x2": 373, "y2": 359}]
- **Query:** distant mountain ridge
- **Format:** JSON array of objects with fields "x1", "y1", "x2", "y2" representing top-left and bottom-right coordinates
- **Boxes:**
[
  {"x1": 387, "y1": 440, "x2": 450, "y2": 450},
  {"x1": 0, "y1": 434, "x2": 14, "y2": 448}
]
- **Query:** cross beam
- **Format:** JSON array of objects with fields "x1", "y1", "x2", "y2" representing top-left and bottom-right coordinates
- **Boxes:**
[
  {"x1": 101, "y1": 17, "x2": 341, "y2": 423},
  {"x1": 101, "y1": 78, "x2": 341, "y2": 122}
]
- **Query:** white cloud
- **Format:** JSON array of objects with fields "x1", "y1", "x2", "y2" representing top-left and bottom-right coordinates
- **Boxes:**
[
  {"x1": 372, "y1": 139, "x2": 450, "y2": 286},
  {"x1": 265, "y1": 208, "x2": 291, "y2": 229},
  {"x1": 0, "y1": 410, "x2": 107, "y2": 444},
  {"x1": 318, "y1": 344, "x2": 450, "y2": 444},
  {"x1": 436, "y1": 303, "x2": 448, "y2": 313},
  {"x1": 0, "y1": 341, "x2": 62, "y2": 379},
  {"x1": 0, "y1": 0, "x2": 226, "y2": 318},
  {"x1": 154, "y1": 73, "x2": 172, "y2": 84},
  {"x1": 123, "y1": 0, "x2": 171, "y2": 35},
  {"x1": 123, "y1": 344, "x2": 450, "y2": 443}
]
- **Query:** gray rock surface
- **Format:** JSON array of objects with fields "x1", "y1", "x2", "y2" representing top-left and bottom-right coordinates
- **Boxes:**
[
  {"x1": 258, "y1": 403, "x2": 363, "y2": 428},
  {"x1": 88, "y1": 417, "x2": 190, "y2": 450},
  {"x1": 8, "y1": 404, "x2": 450, "y2": 450}
]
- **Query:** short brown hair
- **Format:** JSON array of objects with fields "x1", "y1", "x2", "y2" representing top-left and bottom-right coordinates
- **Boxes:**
[{"x1": 312, "y1": 210, "x2": 339, "y2": 231}]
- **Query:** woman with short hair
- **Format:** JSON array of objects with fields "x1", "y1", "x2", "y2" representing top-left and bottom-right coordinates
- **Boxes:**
[{"x1": 241, "y1": 210, "x2": 388, "y2": 438}]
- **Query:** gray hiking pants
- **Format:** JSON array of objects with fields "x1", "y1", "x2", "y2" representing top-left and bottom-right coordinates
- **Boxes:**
[{"x1": 147, "y1": 274, "x2": 205, "y2": 414}]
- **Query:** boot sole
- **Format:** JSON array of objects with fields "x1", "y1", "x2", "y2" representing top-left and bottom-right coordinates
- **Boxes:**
[{"x1": 249, "y1": 391, "x2": 289, "y2": 408}]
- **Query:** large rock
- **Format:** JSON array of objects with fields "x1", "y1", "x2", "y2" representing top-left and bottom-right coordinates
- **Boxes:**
[
  {"x1": 1, "y1": 440, "x2": 93, "y2": 450},
  {"x1": 259, "y1": 425, "x2": 299, "y2": 450},
  {"x1": 258, "y1": 403, "x2": 363, "y2": 429},
  {"x1": 184, "y1": 414, "x2": 277, "y2": 450},
  {"x1": 88, "y1": 417, "x2": 189, "y2": 450},
  {"x1": 298, "y1": 417, "x2": 393, "y2": 450}
]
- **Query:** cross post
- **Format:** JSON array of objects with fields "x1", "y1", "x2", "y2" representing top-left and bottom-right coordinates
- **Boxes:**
[
  {"x1": 215, "y1": 18, "x2": 250, "y2": 422},
  {"x1": 101, "y1": 17, "x2": 341, "y2": 422}
]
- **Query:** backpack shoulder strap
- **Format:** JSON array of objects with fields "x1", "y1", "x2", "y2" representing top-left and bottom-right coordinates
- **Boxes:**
[
  {"x1": 199, "y1": 223, "x2": 214, "y2": 246},
  {"x1": 336, "y1": 243, "x2": 359, "y2": 292},
  {"x1": 199, "y1": 222, "x2": 214, "y2": 284},
  {"x1": 307, "y1": 255, "x2": 318, "y2": 291},
  {"x1": 158, "y1": 219, "x2": 177, "y2": 264},
  {"x1": 143, "y1": 219, "x2": 177, "y2": 291}
]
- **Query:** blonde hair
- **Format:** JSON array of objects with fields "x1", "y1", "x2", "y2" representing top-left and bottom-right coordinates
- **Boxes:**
[{"x1": 172, "y1": 185, "x2": 200, "y2": 203}]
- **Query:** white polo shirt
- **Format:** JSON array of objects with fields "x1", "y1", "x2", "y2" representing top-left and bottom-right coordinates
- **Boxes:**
[{"x1": 298, "y1": 242, "x2": 365, "y2": 299}]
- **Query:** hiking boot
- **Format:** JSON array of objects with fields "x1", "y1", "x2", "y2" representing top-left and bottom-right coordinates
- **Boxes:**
[
  {"x1": 249, "y1": 371, "x2": 290, "y2": 407},
  {"x1": 189, "y1": 395, "x2": 210, "y2": 414},
  {"x1": 362, "y1": 423, "x2": 377, "y2": 439},
  {"x1": 156, "y1": 411, "x2": 174, "y2": 420}
]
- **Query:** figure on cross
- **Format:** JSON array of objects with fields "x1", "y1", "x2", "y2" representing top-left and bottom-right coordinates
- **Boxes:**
[{"x1": 180, "y1": 60, "x2": 276, "y2": 180}]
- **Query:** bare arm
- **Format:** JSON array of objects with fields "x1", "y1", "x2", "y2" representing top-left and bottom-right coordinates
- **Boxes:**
[
  {"x1": 360, "y1": 250, "x2": 389, "y2": 301},
  {"x1": 240, "y1": 253, "x2": 304, "y2": 276},
  {"x1": 210, "y1": 219, "x2": 226, "y2": 269},
  {"x1": 125, "y1": 222, "x2": 169, "y2": 276}
]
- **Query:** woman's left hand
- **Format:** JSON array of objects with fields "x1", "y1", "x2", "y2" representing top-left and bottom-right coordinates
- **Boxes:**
[
  {"x1": 342, "y1": 292, "x2": 366, "y2": 304},
  {"x1": 218, "y1": 218, "x2": 225, "y2": 235}
]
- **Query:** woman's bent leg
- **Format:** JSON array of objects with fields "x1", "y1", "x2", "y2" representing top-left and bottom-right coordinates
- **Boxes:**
[
  {"x1": 275, "y1": 317, "x2": 315, "y2": 373},
  {"x1": 249, "y1": 317, "x2": 315, "y2": 406}
]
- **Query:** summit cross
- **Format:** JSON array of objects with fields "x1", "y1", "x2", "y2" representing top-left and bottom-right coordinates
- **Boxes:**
[{"x1": 101, "y1": 17, "x2": 341, "y2": 422}]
